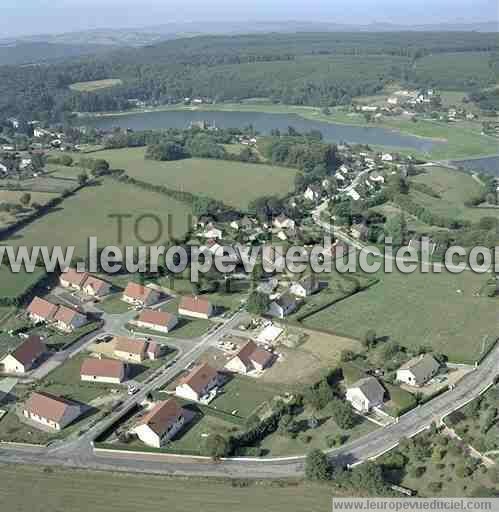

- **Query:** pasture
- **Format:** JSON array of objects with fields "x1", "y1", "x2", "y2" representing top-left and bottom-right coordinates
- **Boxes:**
[
  {"x1": 69, "y1": 78, "x2": 123, "y2": 92},
  {"x1": 95, "y1": 147, "x2": 297, "y2": 209},
  {"x1": 303, "y1": 266, "x2": 498, "y2": 364},
  {"x1": 0, "y1": 464, "x2": 333, "y2": 512},
  {"x1": 0, "y1": 179, "x2": 192, "y2": 257}
]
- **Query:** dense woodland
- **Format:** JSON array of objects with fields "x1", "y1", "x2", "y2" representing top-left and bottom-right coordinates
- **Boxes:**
[{"x1": 0, "y1": 32, "x2": 498, "y2": 121}]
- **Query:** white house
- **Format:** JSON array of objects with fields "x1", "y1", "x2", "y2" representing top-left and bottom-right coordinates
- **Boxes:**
[
  {"x1": 175, "y1": 363, "x2": 222, "y2": 402},
  {"x1": 178, "y1": 296, "x2": 213, "y2": 319},
  {"x1": 60, "y1": 268, "x2": 89, "y2": 290},
  {"x1": 346, "y1": 377, "x2": 385, "y2": 413},
  {"x1": 132, "y1": 399, "x2": 192, "y2": 448},
  {"x1": 225, "y1": 341, "x2": 274, "y2": 375},
  {"x1": 268, "y1": 293, "x2": 297, "y2": 319},
  {"x1": 304, "y1": 184, "x2": 322, "y2": 202},
  {"x1": 346, "y1": 189, "x2": 361, "y2": 201},
  {"x1": 273, "y1": 214, "x2": 295, "y2": 230},
  {"x1": 0, "y1": 335, "x2": 46, "y2": 374},
  {"x1": 81, "y1": 276, "x2": 111, "y2": 297},
  {"x1": 381, "y1": 153, "x2": 393, "y2": 162},
  {"x1": 23, "y1": 392, "x2": 83, "y2": 431},
  {"x1": 290, "y1": 275, "x2": 320, "y2": 298},
  {"x1": 135, "y1": 310, "x2": 178, "y2": 333},
  {"x1": 26, "y1": 296, "x2": 58, "y2": 324},
  {"x1": 53, "y1": 305, "x2": 88, "y2": 332},
  {"x1": 122, "y1": 282, "x2": 160, "y2": 307},
  {"x1": 396, "y1": 354, "x2": 440, "y2": 387},
  {"x1": 80, "y1": 358, "x2": 127, "y2": 384}
]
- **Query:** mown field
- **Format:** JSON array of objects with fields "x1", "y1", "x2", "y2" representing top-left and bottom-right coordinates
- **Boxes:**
[
  {"x1": 0, "y1": 267, "x2": 46, "y2": 299},
  {"x1": 303, "y1": 266, "x2": 497, "y2": 363},
  {"x1": 69, "y1": 78, "x2": 123, "y2": 92},
  {"x1": 0, "y1": 179, "x2": 192, "y2": 257},
  {"x1": 0, "y1": 464, "x2": 333, "y2": 512},
  {"x1": 95, "y1": 148, "x2": 297, "y2": 209}
]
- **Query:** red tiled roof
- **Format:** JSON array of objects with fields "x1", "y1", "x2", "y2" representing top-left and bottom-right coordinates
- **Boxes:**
[
  {"x1": 24, "y1": 392, "x2": 78, "y2": 423},
  {"x1": 60, "y1": 268, "x2": 89, "y2": 287},
  {"x1": 250, "y1": 348, "x2": 274, "y2": 367},
  {"x1": 138, "y1": 399, "x2": 186, "y2": 437},
  {"x1": 179, "y1": 296, "x2": 212, "y2": 315},
  {"x1": 124, "y1": 282, "x2": 156, "y2": 301},
  {"x1": 235, "y1": 341, "x2": 273, "y2": 368},
  {"x1": 9, "y1": 335, "x2": 46, "y2": 367},
  {"x1": 83, "y1": 276, "x2": 109, "y2": 293},
  {"x1": 80, "y1": 358, "x2": 125, "y2": 379},
  {"x1": 54, "y1": 305, "x2": 84, "y2": 325},
  {"x1": 27, "y1": 297, "x2": 58, "y2": 320},
  {"x1": 114, "y1": 337, "x2": 147, "y2": 356},
  {"x1": 178, "y1": 363, "x2": 218, "y2": 394},
  {"x1": 137, "y1": 309, "x2": 175, "y2": 327}
]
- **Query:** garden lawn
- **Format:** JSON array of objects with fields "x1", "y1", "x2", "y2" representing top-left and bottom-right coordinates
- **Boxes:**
[
  {"x1": 0, "y1": 178, "x2": 192, "y2": 257},
  {"x1": 0, "y1": 267, "x2": 46, "y2": 300},
  {"x1": 96, "y1": 147, "x2": 297, "y2": 209},
  {"x1": 98, "y1": 293, "x2": 132, "y2": 314},
  {"x1": 303, "y1": 266, "x2": 498, "y2": 363}
]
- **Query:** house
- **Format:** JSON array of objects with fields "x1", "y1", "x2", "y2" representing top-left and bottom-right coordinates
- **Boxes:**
[
  {"x1": 201, "y1": 224, "x2": 223, "y2": 239},
  {"x1": 0, "y1": 335, "x2": 46, "y2": 374},
  {"x1": 53, "y1": 305, "x2": 88, "y2": 332},
  {"x1": 230, "y1": 216, "x2": 255, "y2": 231},
  {"x1": 346, "y1": 377, "x2": 385, "y2": 413},
  {"x1": 132, "y1": 399, "x2": 193, "y2": 448},
  {"x1": 80, "y1": 357, "x2": 127, "y2": 384},
  {"x1": 268, "y1": 292, "x2": 297, "y2": 319},
  {"x1": 81, "y1": 276, "x2": 111, "y2": 298},
  {"x1": 381, "y1": 153, "x2": 393, "y2": 162},
  {"x1": 346, "y1": 189, "x2": 361, "y2": 201},
  {"x1": 122, "y1": 282, "x2": 160, "y2": 307},
  {"x1": 178, "y1": 296, "x2": 213, "y2": 319},
  {"x1": 146, "y1": 341, "x2": 161, "y2": 361},
  {"x1": 225, "y1": 340, "x2": 274, "y2": 375},
  {"x1": 396, "y1": 354, "x2": 440, "y2": 387},
  {"x1": 290, "y1": 274, "x2": 320, "y2": 298},
  {"x1": 135, "y1": 310, "x2": 178, "y2": 333},
  {"x1": 175, "y1": 363, "x2": 222, "y2": 402},
  {"x1": 304, "y1": 184, "x2": 322, "y2": 202},
  {"x1": 113, "y1": 337, "x2": 147, "y2": 363},
  {"x1": 23, "y1": 392, "x2": 83, "y2": 431},
  {"x1": 60, "y1": 268, "x2": 88, "y2": 290},
  {"x1": 27, "y1": 296, "x2": 58, "y2": 324},
  {"x1": 273, "y1": 214, "x2": 295, "y2": 230}
]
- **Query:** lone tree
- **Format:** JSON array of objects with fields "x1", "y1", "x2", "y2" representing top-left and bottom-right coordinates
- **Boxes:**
[
  {"x1": 19, "y1": 192, "x2": 31, "y2": 207},
  {"x1": 363, "y1": 329, "x2": 377, "y2": 349},
  {"x1": 203, "y1": 434, "x2": 231, "y2": 460},
  {"x1": 305, "y1": 449, "x2": 330, "y2": 481},
  {"x1": 77, "y1": 172, "x2": 89, "y2": 186}
]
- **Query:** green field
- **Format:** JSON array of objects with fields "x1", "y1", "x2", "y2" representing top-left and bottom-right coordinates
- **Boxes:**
[
  {"x1": 0, "y1": 267, "x2": 46, "y2": 299},
  {"x1": 0, "y1": 464, "x2": 333, "y2": 512},
  {"x1": 69, "y1": 79, "x2": 123, "y2": 92},
  {"x1": 0, "y1": 179, "x2": 192, "y2": 257},
  {"x1": 303, "y1": 267, "x2": 498, "y2": 363},
  {"x1": 95, "y1": 148, "x2": 297, "y2": 209}
]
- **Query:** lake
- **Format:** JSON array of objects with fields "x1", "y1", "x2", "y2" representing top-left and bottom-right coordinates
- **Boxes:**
[
  {"x1": 450, "y1": 155, "x2": 499, "y2": 176},
  {"x1": 85, "y1": 110, "x2": 444, "y2": 153}
]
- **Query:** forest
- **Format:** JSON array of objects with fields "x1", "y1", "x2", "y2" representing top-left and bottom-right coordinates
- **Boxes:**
[{"x1": 0, "y1": 32, "x2": 498, "y2": 122}]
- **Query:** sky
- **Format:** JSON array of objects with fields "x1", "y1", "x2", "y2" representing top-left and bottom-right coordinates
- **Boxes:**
[{"x1": 0, "y1": 0, "x2": 497, "y2": 37}]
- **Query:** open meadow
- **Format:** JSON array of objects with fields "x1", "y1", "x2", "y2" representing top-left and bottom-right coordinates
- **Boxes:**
[
  {"x1": 0, "y1": 179, "x2": 192, "y2": 257},
  {"x1": 95, "y1": 147, "x2": 297, "y2": 209},
  {"x1": 303, "y1": 266, "x2": 498, "y2": 363},
  {"x1": 0, "y1": 464, "x2": 333, "y2": 512},
  {"x1": 69, "y1": 78, "x2": 123, "y2": 92}
]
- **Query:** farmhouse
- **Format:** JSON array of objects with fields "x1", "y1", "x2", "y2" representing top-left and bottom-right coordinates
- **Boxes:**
[
  {"x1": 396, "y1": 354, "x2": 440, "y2": 387},
  {"x1": 80, "y1": 357, "x2": 127, "y2": 384},
  {"x1": 351, "y1": 223, "x2": 369, "y2": 241},
  {"x1": 0, "y1": 335, "x2": 46, "y2": 374},
  {"x1": 225, "y1": 340, "x2": 274, "y2": 375},
  {"x1": 175, "y1": 363, "x2": 222, "y2": 402},
  {"x1": 178, "y1": 296, "x2": 214, "y2": 319},
  {"x1": 304, "y1": 184, "x2": 322, "y2": 202},
  {"x1": 81, "y1": 276, "x2": 111, "y2": 297},
  {"x1": 27, "y1": 296, "x2": 58, "y2": 324},
  {"x1": 268, "y1": 293, "x2": 297, "y2": 319},
  {"x1": 290, "y1": 275, "x2": 320, "y2": 298},
  {"x1": 132, "y1": 399, "x2": 193, "y2": 448},
  {"x1": 60, "y1": 268, "x2": 89, "y2": 290},
  {"x1": 123, "y1": 282, "x2": 160, "y2": 307},
  {"x1": 113, "y1": 337, "x2": 147, "y2": 363},
  {"x1": 146, "y1": 341, "x2": 161, "y2": 360},
  {"x1": 53, "y1": 305, "x2": 88, "y2": 332},
  {"x1": 23, "y1": 392, "x2": 83, "y2": 431},
  {"x1": 135, "y1": 310, "x2": 178, "y2": 333},
  {"x1": 346, "y1": 377, "x2": 385, "y2": 413}
]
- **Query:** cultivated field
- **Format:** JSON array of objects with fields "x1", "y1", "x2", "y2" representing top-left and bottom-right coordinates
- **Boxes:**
[
  {"x1": 0, "y1": 464, "x2": 333, "y2": 512},
  {"x1": 1, "y1": 179, "x2": 192, "y2": 256},
  {"x1": 303, "y1": 267, "x2": 497, "y2": 363},
  {"x1": 69, "y1": 78, "x2": 123, "y2": 92},
  {"x1": 95, "y1": 147, "x2": 297, "y2": 208}
]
